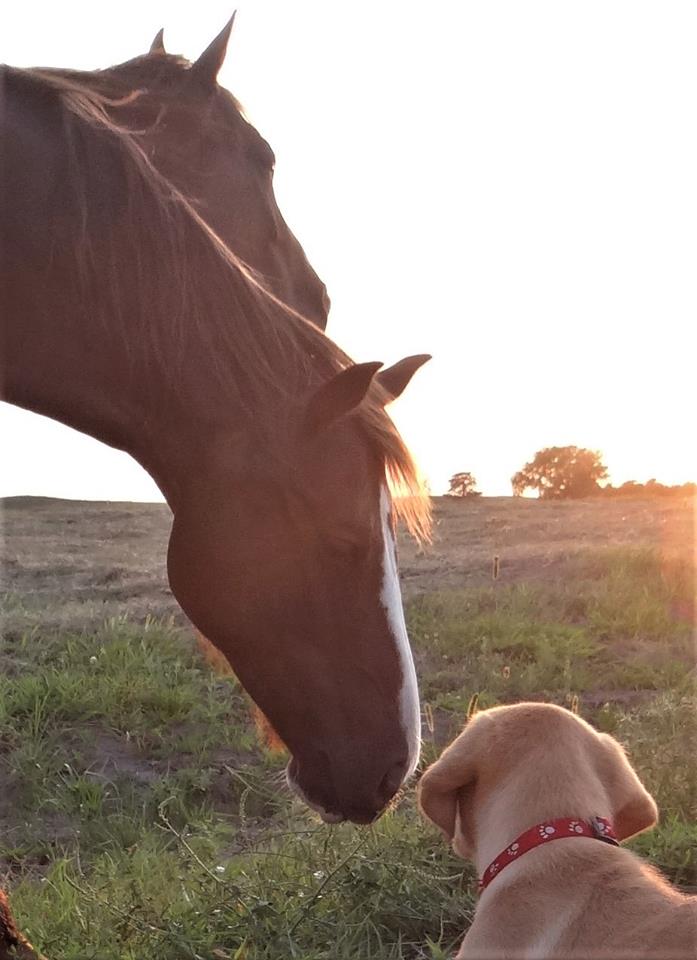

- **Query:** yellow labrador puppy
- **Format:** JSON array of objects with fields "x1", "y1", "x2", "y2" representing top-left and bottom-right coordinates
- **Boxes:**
[{"x1": 419, "y1": 702, "x2": 696, "y2": 959}]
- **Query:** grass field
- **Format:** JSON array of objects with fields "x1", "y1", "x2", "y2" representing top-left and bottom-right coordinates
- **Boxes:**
[{"x1": 1, "y1": 494, "x2": 695, "y2": 959}]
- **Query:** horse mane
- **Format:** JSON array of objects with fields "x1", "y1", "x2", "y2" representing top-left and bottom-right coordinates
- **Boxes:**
[
  {"x1": 32, "y1": 53, "x2": 205, "y2": 99},
  {"x1": 13, "y1": 66, "x2": 431, "y2": 541}
]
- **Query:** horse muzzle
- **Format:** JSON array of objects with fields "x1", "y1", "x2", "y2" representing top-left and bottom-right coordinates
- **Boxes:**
[{"x1": 285, "y1": 751, "x2": 410, "y2": 825}]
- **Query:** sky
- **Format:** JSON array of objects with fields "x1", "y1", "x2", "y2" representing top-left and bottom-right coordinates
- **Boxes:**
[{"x1": 2, "y1": 0, "x2": 695, "y2": 499}]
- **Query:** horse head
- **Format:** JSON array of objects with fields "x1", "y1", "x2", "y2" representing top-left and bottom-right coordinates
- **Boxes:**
[
  {"x1": 39, "y1": 17, "x2": 330, "y2": 329},
  {"x1": 167, "y1": 356, "x2": 431, "y2": 824}
]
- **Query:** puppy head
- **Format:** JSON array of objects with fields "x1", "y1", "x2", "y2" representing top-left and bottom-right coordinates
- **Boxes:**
[{"x1": 418, "y1": 703, "x2": 658, "y2": 857}]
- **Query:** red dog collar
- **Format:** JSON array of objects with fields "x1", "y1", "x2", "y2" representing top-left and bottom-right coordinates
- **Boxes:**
[{"x1": 479, "y1": 816, "x2": 618, "y2": 892}]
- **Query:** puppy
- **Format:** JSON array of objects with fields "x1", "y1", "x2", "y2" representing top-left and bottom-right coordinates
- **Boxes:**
[{"x1": 418, "y1": 702, "x2": 696, "y2": 959}]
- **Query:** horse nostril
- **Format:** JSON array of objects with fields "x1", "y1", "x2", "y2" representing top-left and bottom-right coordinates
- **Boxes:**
[{"x1": 378, "y1": 758, "x2": 409, "y2": 805}]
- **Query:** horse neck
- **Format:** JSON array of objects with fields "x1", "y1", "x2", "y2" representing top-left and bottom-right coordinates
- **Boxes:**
[
  {"x1": 2, "y1": 298, "x2": 220, "y2": 509},
  {"x1": 1, "y1": 210, "x2": 244, "y2": 509},
  {"x1": 0, "y1": 76, "x2": 246, "y2": 509},
  {"x1": 1, "y1": 208, "x2": 288, "y2": 511},
  {"x1": 1, "y1": 182, "x2": 300, "y2": 511}
]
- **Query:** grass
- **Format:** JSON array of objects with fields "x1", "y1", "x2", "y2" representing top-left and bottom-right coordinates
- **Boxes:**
[{"x1": 1, "y1": 545, "x2": 695, "y2": 958}]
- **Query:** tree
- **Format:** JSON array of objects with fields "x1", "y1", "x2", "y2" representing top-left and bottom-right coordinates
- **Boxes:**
[
  {"x1": 448, "y1": 471, "x2": 481, "y2": 497},
  {"x1": 511, "y1": 446, "x2": 608, "y2": 499},
  {"x1": 600, "y1": 478, "x2": 696, "y2": 499}
]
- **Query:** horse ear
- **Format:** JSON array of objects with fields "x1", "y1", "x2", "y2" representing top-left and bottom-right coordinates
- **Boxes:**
[
  {"x1": 305, "y1": 362, "x2": 383, "y2": 434},
  {"x1": 378, "y1": 354, "x2": 431, "y2": 402},
  {"x1": 149, "y1": 28, "x2": 166, "y2": 55},
  {"x1": 188, "y1": 13, "x2": 236, "y2": 88}
]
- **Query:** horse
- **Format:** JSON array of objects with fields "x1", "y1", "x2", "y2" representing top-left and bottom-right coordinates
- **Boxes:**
[
  {"x1": 0, "y1": 56, "x2": 431, "y2": 825},
  {"x1": 31, "y1": 16, "x2": 331, "y2": 330}
]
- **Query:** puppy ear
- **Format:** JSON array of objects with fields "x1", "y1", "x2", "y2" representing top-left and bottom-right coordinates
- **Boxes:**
[
  {"x1": 418, "y1": 728, "x2": 479, "y2": 841},
  {"x1": 598, "y1": 733, "x2": 658, "y2": 841}
]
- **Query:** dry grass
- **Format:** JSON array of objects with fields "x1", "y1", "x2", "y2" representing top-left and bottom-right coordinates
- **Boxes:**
[
  {"x1": 399, "y1": 494, "x2": 694, "y2": 595},
  {"x1": 2, "y1": 494, "x2": 693, "y2": 621}
]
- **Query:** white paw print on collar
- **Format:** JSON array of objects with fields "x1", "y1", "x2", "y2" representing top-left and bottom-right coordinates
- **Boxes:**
[{"x1": 538, "y1": 824, "x2": 556, "y2": 839}]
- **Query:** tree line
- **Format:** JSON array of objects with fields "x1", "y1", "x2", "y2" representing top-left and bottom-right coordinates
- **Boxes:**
[{"x1": 448, "y1": 446, "x2": 696, "y2": 500}]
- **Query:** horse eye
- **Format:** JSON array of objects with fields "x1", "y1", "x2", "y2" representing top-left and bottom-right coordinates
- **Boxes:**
[
  {"x1": 329, "y1": 528, "x2": 369, "y2": 561},
  {"x1": 262, "y1": 140, "x2": 276, "y2": 169},
  {"x1": 249, "y1": 138, "x2": 275, "y2": 171}
]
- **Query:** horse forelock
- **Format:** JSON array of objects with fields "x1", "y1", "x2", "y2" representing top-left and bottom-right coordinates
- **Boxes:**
[{"x1": 12, "y1": 67, "x2": 431, "y2": 542}]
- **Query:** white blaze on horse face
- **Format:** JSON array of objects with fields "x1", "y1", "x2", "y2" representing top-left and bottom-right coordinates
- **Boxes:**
[{"x1": 379, "y1": 486, "x2": 421, "y2": 777}]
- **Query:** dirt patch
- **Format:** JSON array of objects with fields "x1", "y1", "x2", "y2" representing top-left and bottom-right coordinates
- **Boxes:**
[{"x1": 86, "y1": 732, "x2": 162, "y2": 786}]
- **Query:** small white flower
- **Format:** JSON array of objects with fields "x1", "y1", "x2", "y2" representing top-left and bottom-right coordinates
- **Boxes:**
[
  {"x1": 313, "y1": 870, "x2": 326, "y2": 880},
  {"x1": 89, "y1": 656, "x2": 98, "y2": 664},
  {"x1": 215, "y1": 865, "x2": 225, "y2": 874}
]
